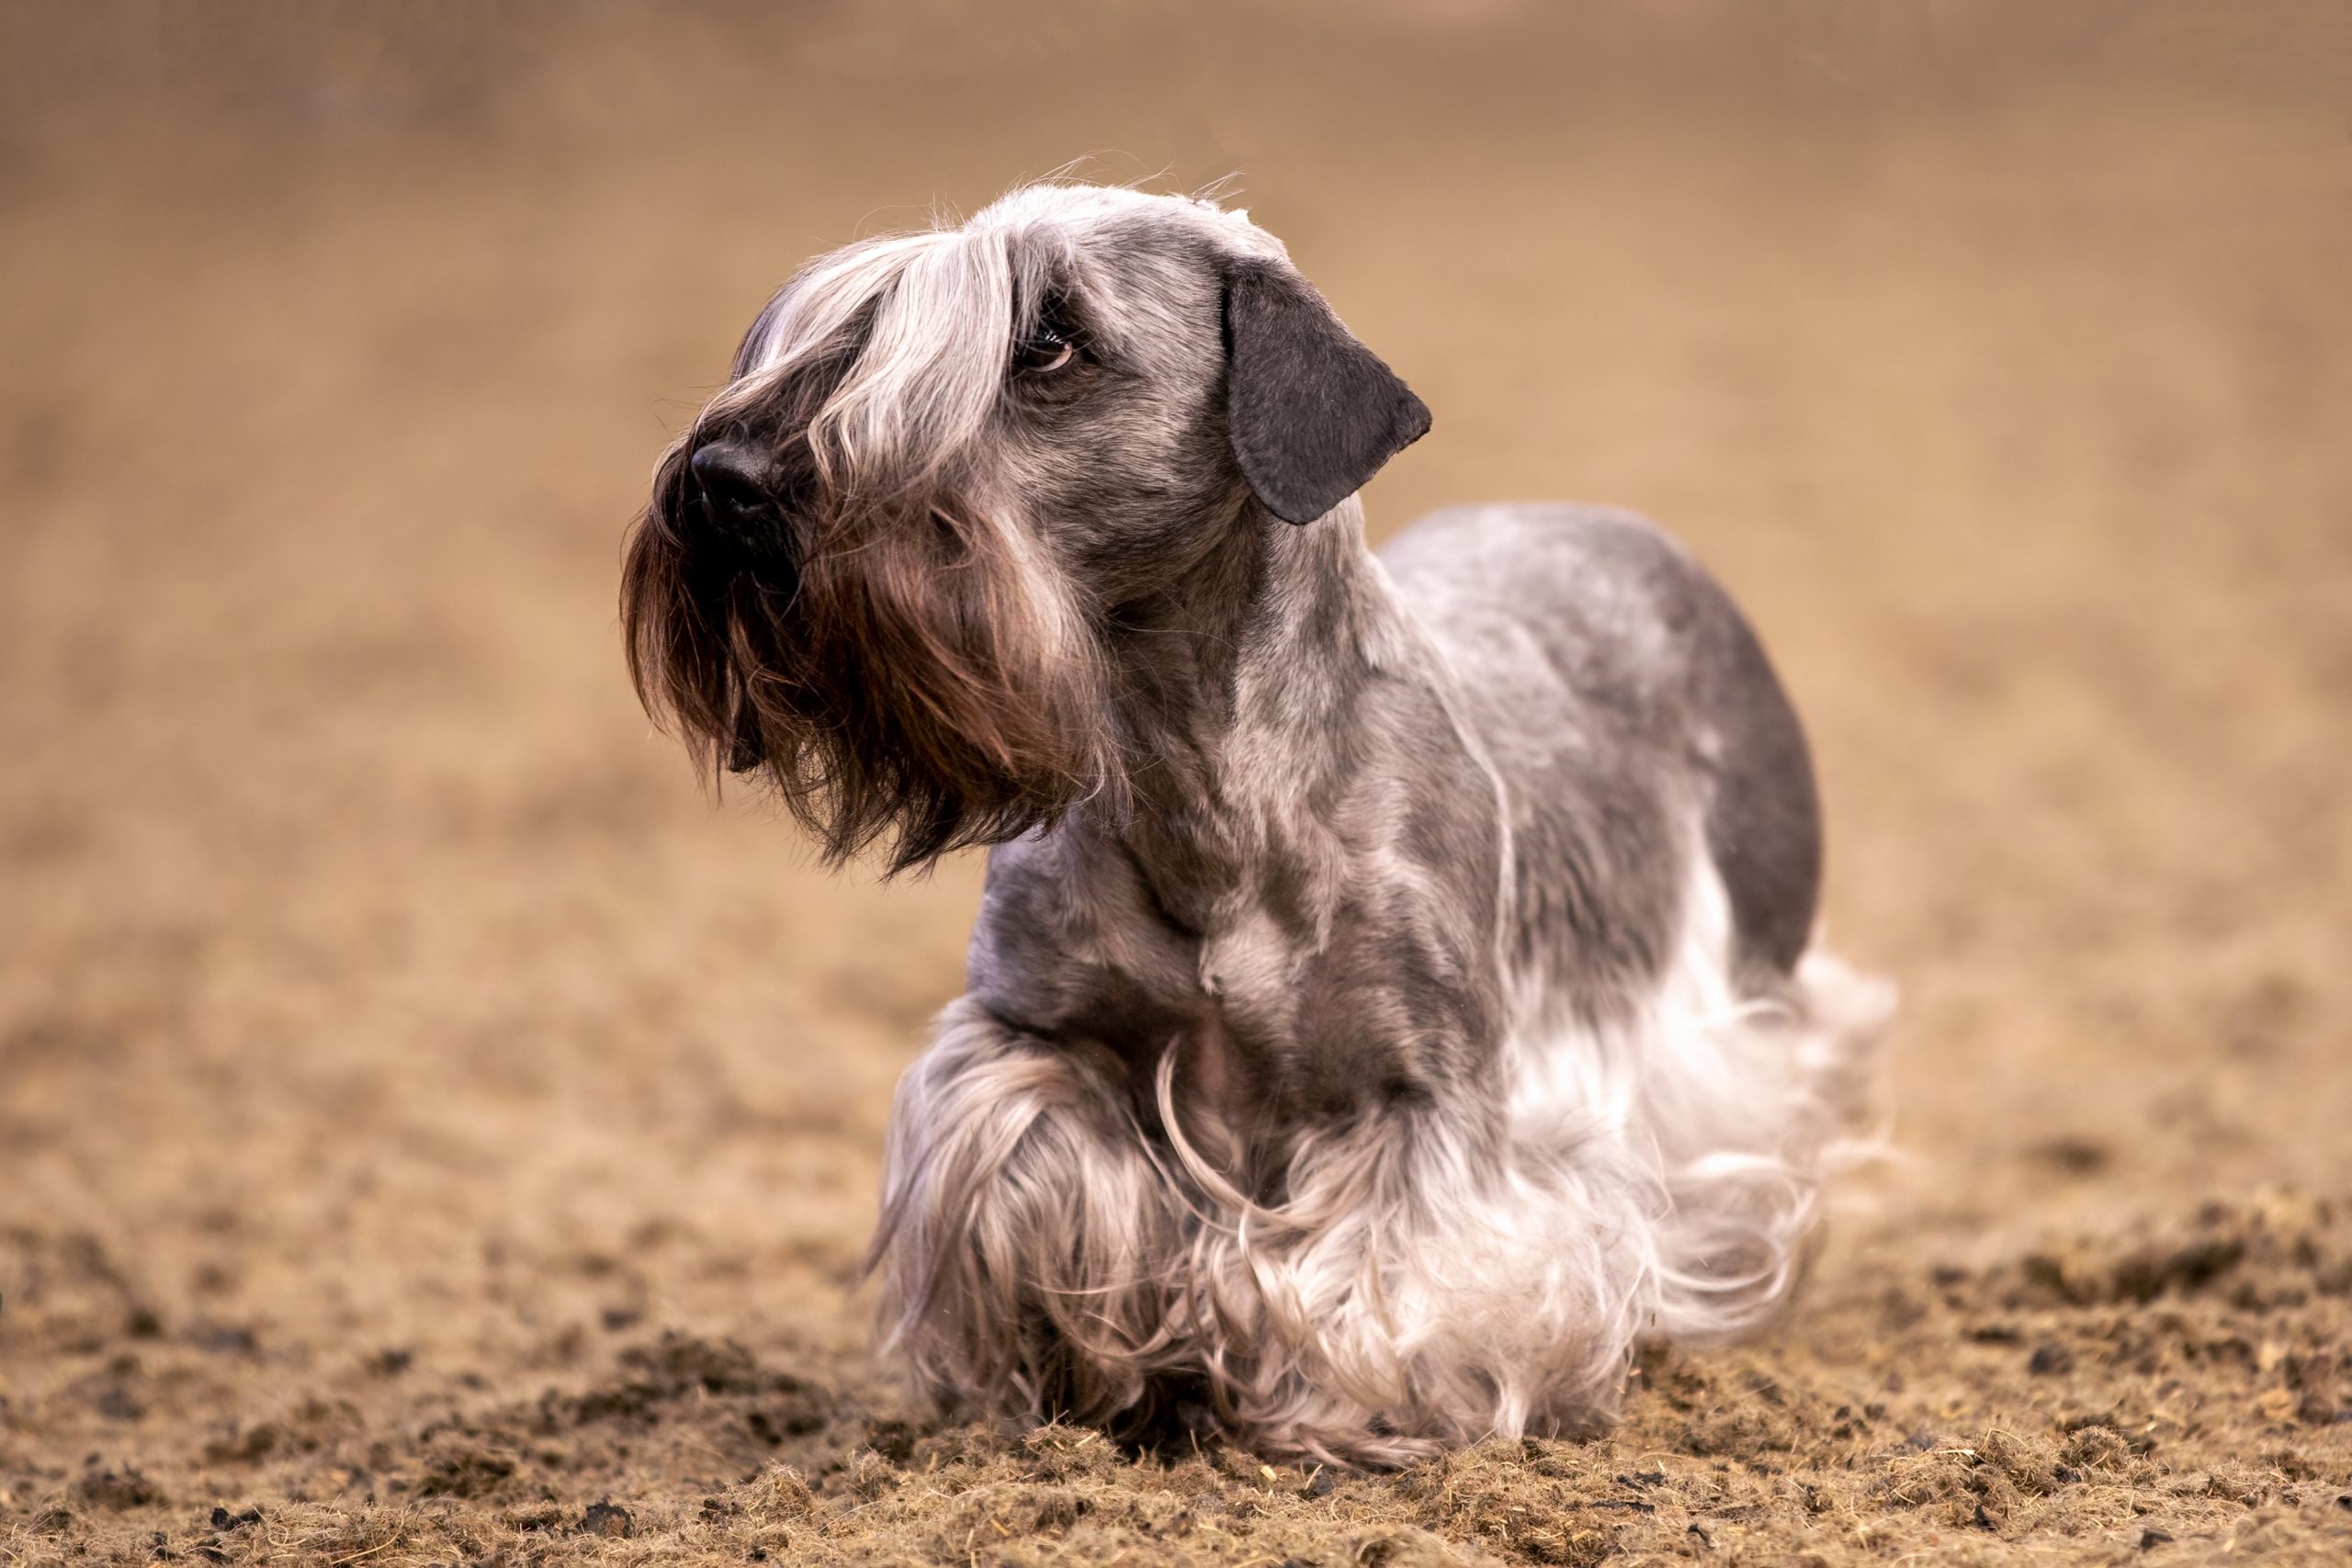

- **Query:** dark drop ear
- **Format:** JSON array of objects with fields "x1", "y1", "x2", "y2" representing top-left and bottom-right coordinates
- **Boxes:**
[{"x1": 1222, "y1": 257, "x2": 1431, "y2": 525}]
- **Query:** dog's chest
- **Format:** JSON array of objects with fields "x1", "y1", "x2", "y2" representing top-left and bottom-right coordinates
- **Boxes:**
[
  {"x1": 964, "y1": 830, "x2": 1210, "y2": 1060},
  {"x1": 965, "y1": 824, "x2": 1502, "y2": 1118}
]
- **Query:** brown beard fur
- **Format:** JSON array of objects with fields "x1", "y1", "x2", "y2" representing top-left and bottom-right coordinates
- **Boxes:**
[{"x1": 619, "y1": 352, "x2": 1115, "y2": 874}]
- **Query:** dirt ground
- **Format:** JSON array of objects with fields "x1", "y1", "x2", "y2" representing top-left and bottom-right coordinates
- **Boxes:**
[{"x1": 5, "y1": 4, "x2": 2351, "y2": 1564}]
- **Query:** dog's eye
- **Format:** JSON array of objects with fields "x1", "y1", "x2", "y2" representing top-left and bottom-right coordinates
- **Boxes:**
[{"x1": 1013, "y1": 322, "x2": 1076, "y2": 375}]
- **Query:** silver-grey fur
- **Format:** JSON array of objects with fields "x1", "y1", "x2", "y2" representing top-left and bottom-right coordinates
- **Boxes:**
[{"x1": 622, "y1": 183, "x2": 1893, "y2": 1467}]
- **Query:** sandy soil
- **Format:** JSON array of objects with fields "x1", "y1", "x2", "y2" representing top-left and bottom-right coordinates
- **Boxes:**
[{"x1": 5, "y1": 4, "x2": 2351, "y2": 1563}]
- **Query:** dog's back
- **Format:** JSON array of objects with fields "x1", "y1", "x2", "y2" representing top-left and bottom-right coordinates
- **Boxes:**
[{"x1": 1382, "y1": 503, "x2": 1823, "y2": 1010}]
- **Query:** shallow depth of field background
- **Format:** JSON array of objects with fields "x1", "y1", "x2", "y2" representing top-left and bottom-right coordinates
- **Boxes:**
[{"x1": 4, "y1": 4, "x2": 2350, "y2": 1564}]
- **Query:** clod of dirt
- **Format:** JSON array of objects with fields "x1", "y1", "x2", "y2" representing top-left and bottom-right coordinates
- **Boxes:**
[
  {"x1": 1017, "y1": 1423, "x2": 1123, "y2": 1483},
  {"x1": 933, "y1": 1481, "x2": 1091, "y2": 1555},
  {"x1": 2057, "y1": 1423, "x2": 2142, "y2": 1472},
  {"x1": 561, "y1": 1331, "x2": 841, "y2": 1459},
  {"x1": 73, "y1": 1465, "x2": 163, "y2": 1509},
  {"x1": 1878, "y1": 1284, "x2": 1930, "y2": 1330},
  {"x1": 183, "y1": 1320, "x2": 259, "y2": 1356},
  {"x1": 748, "y1": 1404, "x2": 827, "y2": 1444},
  {"x1": 766, "y1": 1467, "x2": 817, "y2": 1521},
  {"x1": 617, "y1": 1331, "x2": 769, "y2": 1394},
  {"x1": 2031, "y1": 1137, "x2": 2112, "y2": 1176},
  {"x1": 2028, "y1": 1343, "x2": 2075, "y2": 1376},
  {"x1": 579, "y1": 1499, "x2": 634, "y2": 1538},
  {"x1": 2112, "y1": 1237, "x2": 2246, "y2": 1303},
  {"x1": 203, "y1": 1423, "x2": 281, "y2": 1465},
  {"x1": 414, "y1": 1442, "x2": 519, "y2": 1500},
  {"x1": 2287, "y1": 1351, "x2": 2342, "y2": 1425},
  {"x1": 860, "y1": 1418, "x2": 918, "y2": 1462},
  {"x1": 2018, "y1": 1253, "x2": 2097, "y2": 1307},
  {"x1": 96, "y1": 1384, "x2": 146, "y2": 1421}
]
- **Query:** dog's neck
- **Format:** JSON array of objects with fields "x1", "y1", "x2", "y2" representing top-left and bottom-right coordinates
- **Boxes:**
[{"x1": 1096, "y1": 497, "x2": 1459, "y2": 932}]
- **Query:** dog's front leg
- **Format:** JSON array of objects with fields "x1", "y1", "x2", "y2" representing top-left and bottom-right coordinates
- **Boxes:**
[{"x1": 868, "y1": 997, "x2": 1187, "y2": 1432}]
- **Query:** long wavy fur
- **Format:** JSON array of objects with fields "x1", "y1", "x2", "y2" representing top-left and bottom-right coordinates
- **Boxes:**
[{"x1": 872, "y1": 851, "x2": 1892, "y2": 1468}]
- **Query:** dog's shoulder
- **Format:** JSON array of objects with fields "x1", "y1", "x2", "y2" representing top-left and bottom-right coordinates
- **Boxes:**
[
  {"x1": 1377, "y1": 502, "x2": 1737, "y2": 694},
  {"x1": 1379, "y1": 502, "x2": 1697, "y2": 612}
]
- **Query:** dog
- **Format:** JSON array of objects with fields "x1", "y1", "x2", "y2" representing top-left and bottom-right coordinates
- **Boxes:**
[{"x1": 621, "y1": 183, "x2": 1891, "y2": 1467}]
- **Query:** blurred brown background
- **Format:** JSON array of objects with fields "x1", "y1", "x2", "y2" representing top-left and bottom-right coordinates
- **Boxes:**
[{"x1": 4, "y1": 4, "x2": 2350, "y2": 1563}]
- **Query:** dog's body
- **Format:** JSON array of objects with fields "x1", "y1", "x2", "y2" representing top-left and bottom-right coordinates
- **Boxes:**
[{"x1": 624, "y1": 184, "x2": 1889, "y2": 1465}]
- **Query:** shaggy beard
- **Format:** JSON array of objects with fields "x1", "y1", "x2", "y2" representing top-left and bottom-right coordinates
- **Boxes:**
[
  {"x1": 621, "y1": 461, "x2": 1115, "y2": 870},
  {"x1": 618, "y1": 272, "x2": 1123, "y2": 873}
]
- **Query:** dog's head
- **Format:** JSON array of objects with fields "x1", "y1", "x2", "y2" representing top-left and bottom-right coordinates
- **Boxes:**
[{"x1": 620, "y1": 184, "x2": 1429, "y2": 871}]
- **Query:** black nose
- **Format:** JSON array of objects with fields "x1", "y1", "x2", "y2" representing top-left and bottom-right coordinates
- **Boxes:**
[
  {"x1": 685, "y1": 437, "x2": 797, "y2": 593},
  {"x1": 689, "y1": 438, "x2": 774, "y2": 530}
]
